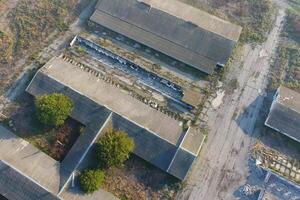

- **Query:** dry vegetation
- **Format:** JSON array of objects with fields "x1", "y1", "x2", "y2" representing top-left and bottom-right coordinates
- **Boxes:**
[
  {"x1": 10, "y1": 0, "x2": 76, "y2": 55},
  {"x1": 0, "y1": 31, "x2": 13, "y2": 64},
  {"x1": 269, "y1": 7, "x2": 300, "y2": 92},
  {"x1": 0, "y1": 0, "x2": 77, "y2": 94},
  {"x1": 102, "y1": 156, "x2": 182, "y2": 200}
]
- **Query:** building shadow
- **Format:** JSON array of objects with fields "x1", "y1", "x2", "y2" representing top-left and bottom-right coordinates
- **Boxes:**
[
  {"x1": 235, "y1": 89, "x2": 277, "y2": 137},
  {"x1": 235, "y1": 95, "x2": 266, "y2": 136}
]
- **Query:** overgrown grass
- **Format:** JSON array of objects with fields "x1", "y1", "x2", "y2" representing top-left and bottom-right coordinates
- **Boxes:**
[
  {"x1": 270, "y1": 45, "x2": 300, "y2": 91},
  {"x1": 10, "y1": 0, "x2": 77, "y2": 55},
  {"x1": 0, "y1": 0, "x2": 77, "y2": 94},
  {"x1": 238, "y1": 0, "x2": 276, "y2": 44},
  {"x1": 269, "y1": 9, "x2": 300, "y2": 92},
  {"x1": 281, "y1": 46, "x2": 300, "y2": 89},
  {"x1": 0, "y1": 31, "x2": 13, "y2": 64},
  {"x1": 283, "y1": 9, "x2": 300, "y2": 43}
]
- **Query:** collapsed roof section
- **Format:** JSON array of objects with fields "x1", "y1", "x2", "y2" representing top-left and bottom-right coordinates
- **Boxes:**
[
  {"x1": 265, "y1": 86, "x2": 300, "y2": 142},
  {"x1": 90, "y1": 0, "x2": 242, "y2": 74}
]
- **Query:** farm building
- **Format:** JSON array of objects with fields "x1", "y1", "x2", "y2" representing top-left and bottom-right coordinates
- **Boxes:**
[
  {"x1": 265, "y1": 86, "x2": 300, "y2": 143},
  {"x1": 26, "y1": 56, "x2": 205, "y2": 180},
  {"x1": 90, "y1": 0, "x2": 242, "y2": 74}
]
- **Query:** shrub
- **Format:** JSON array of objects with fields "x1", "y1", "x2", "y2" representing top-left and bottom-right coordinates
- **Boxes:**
[
  {"x1": 35, "y1": 93, "x2": 74, "y2": 126},
  {"x1": 96, "y1": 129, "x2": 135, "y2": 168},
  {"x1": 79, "y1": 169, "x2": 105, "y2": 194}
]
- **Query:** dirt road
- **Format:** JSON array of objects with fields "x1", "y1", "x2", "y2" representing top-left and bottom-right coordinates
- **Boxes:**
[{"x1": 177, "y1": 8, "x2": 286, "y2": 200}]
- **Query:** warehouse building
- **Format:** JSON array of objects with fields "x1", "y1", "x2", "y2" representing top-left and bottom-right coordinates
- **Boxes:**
[
  {"x1": 90, "y1": 0, "x2": 242, "y2": 74},
  {"x1": 26, "y1": 56, "x2": 206, "y2": 180},
  {"x1": 265, "y1": 86, "x2": 300, "y2": 143}
]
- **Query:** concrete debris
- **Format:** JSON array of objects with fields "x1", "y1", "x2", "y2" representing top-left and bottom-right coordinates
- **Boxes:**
[{"x1": 241, "y1": 184, "x2": 260, "y2": 196}]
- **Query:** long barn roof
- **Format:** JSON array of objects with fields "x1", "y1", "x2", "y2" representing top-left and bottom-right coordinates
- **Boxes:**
[{"x1": 90, "y1": 0, "x2": 242, "y2": 74}]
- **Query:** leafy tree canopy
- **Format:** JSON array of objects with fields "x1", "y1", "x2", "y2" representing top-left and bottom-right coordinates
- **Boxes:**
[
  {"x1": 35, "y1": 93, "x2": 74, "y2": 126},
  {"x1": 96, "y1": 129, "x2": 135, "y2": 168},
  {"x1": 79, "y1": 169, "x2": 105, "y2": 194}
]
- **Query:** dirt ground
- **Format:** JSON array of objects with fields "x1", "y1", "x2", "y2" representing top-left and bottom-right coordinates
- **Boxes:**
[
  {"x1": 176, "y1": 4, "x2": 288, "y2": 200},
  {"x1": 101, "y1": 155, "x2": 181, "y2": 200}
]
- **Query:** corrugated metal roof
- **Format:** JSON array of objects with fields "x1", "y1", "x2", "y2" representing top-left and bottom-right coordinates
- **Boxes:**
[
  {"x1": 167, "y1": 148, "x2": 195, "y2": 180},
  {"x1": 90, "y1": 0, "x2": 241, "y2": 74},
  {"x1": 265, "y1": 98, "x2": 300, "y2": 143},
  {"x1": 140, "y1": 0, "x2": 242, "y2": 41}
]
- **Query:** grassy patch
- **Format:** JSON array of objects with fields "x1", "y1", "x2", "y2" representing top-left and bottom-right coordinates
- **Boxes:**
[
  {"x1": 0, "y1": 31, "x2": 13, "y2": 64},
  {"x1": 280, "y1": 46, "x2": 300, "y2": 90}
]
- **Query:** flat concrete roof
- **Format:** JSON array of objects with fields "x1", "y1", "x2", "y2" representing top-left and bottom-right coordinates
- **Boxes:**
[
  {"x1": 0, "y1": 126, "x2": 61, "y2": 195},
  {"x1": 0, "y1": 125, "x2": 118, "y2": 200},
  {"x1": 25, "y1": 56, "x2": 207, "y2": 180},
  {"x1": 38, "y1": 57, "x2": 183, "y2": 145},
  {"x1": 265, "y1": 87, "x2": 300, "y2": 143},
  {"x1": 140, "y1": 0, "x2": 242, "y2": 41},
  {"x1": 0, "y1": 160, "x2": 59, "y2": 200},
  {"x1": 181, "y1": 127, "x2": 206, "y2": 155},
  {"x1": 277, "y1": 86, "x2": 300, "y2": 113}
]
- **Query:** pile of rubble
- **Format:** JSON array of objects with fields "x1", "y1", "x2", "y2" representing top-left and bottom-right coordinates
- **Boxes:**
[
  {"x1": 252, "y1": 142, "x2": 300, "y2": 185},
  {"x1": 241, "y1": 184, "x2": 261, "y2": 196}
]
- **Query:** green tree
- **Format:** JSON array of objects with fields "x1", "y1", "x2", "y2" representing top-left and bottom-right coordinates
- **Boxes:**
[
  {"x1": 79, "y1": 169, "x2": 105, "y2": 194},
  {"x1": 35, "y1": 93, "x2": 74, "y2": 126},
  {"x1": 96, "y1": 129, "x2": 135, "y2": 168}
]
